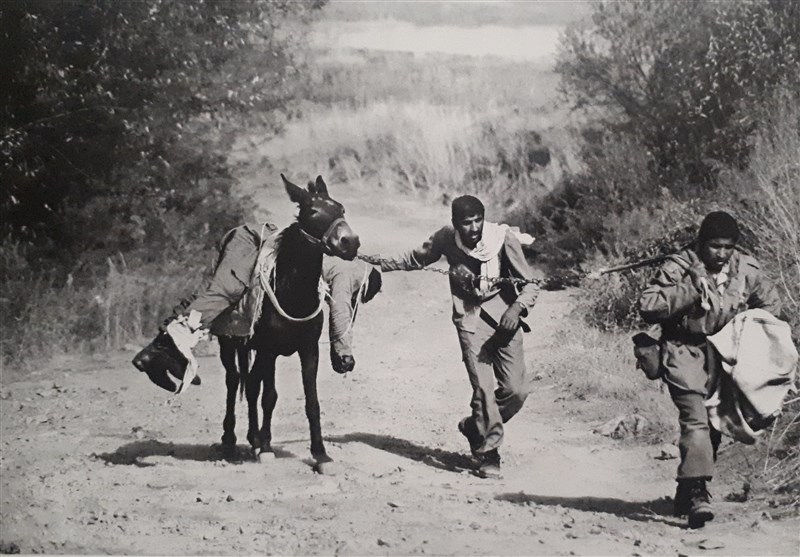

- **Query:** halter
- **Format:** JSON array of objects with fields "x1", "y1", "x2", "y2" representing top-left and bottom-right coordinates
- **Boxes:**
[{"x1": 298, "y1": 217, "x2": 347, "y2": 255}]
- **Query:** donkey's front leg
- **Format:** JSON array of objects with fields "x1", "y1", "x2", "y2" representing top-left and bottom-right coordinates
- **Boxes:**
[
  {"x1": 299, "y1": 343, "x2": 330, "y2": 466},
  {"x1": 257, "y1": 353, "x2": 279, "y2": 462}
]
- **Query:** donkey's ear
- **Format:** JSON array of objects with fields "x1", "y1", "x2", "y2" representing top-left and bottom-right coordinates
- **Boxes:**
[
  {"x1": 282, "y1": 174, "x2": 310, "y2": 206},
  {"x1": 314, "y1": 175, "x2": 329, "y2": 197}
]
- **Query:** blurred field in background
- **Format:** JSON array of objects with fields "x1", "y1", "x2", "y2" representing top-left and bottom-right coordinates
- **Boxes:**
[{"x1": 248, "y1": 7, "x2": 584, "y2": 223}]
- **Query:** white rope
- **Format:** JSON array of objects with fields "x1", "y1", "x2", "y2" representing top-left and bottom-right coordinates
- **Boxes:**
[{"x1": 259, "y1": 259, "x2": 327, "y2": 323}]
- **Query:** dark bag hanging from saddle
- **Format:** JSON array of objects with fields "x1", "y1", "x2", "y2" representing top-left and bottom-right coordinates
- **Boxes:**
[{"x1": 632, "y1": 331, "x2": 663, "y2": 380}]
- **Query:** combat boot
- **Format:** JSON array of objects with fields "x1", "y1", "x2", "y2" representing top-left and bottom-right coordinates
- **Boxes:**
[
  {"x1": 132, "y1": 330, "x2": 189, "y2": 393},
  {"x1": 687, "y1": 478, "x2": 714, "y2": 528},
  {"x1": 476, "y1": 449, "x2": 501, "y2": 479},
  {"x1": 132, "y1": 311, "x2": 203, "y2": 393},
  {"x1": 458, "y1": 417, "x2": 481, "y2": 457},
  {"x1": 673, "y1": 480, "x2": 691, "y2": 517}
]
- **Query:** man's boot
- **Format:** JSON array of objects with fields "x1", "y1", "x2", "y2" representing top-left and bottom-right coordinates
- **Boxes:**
[
  {"x1": 673, "y1": 480, "x2": 691, "y2": 517},
  {"x1": 476, "y1": 449, "x2": 501, "y2": 479},
  {"x1": 132, "y1": 330, "x2": 189, "y2": 393},
  {"x1": 458, "y1": 417, "x2": 481, "y2": 457},
  {"x1": 687, "y1": 478, "x2": 714, "y2": 528},
  {"x1": 132, "y1": 311, "x2": 203, "y2": 393}
]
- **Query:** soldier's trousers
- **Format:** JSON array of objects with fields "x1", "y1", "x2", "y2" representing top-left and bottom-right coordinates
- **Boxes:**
[
  {"x1": 457, "y1": 315, "x2": 529, "y2": 454},
  {"x1": 668, "y1": 384, "x2": 722, "y2": 480},
  {"x1": 183, "y1": 226, "x2": 260, "y2": 332}
]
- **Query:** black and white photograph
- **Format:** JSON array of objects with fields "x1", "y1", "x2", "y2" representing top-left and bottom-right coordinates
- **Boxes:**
[{"x1": 1, "y1": 1, "x2": 798, "y2": 555}]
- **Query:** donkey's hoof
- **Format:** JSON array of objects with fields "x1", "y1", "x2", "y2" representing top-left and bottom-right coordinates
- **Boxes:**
[
  {"x1": 312, "y1": 456, "x2": 337, "y2": 475},
  {"x1": 220, "y1": 443, "x2": 238, "y2": 460},
  {"x1": 313, "y1": 461, "x2": 335, "y2": 475},
  {"x1": 256, "y1": 450, "x2": 276, "y2": 463}
]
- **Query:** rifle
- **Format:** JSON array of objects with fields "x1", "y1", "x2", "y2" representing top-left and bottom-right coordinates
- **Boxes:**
[{"x1": 587, "y1": 242, "x2": 695, "y2": 279}]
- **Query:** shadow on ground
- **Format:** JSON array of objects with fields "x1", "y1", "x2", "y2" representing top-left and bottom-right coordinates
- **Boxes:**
[
  {"x1": 496, "y1": 492, "x2": 686, "y2": 527},
  {"x1": 328, "y1": 432, "x2": 475, "y2": 472},
  {"x1": 95, "y1": 440, "x2": 297, "y2": 466}
]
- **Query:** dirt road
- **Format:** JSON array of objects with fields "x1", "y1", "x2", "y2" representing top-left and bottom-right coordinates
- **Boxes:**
[{"x1": 1, "y1": 176, "x2": 798, "y2": 556}]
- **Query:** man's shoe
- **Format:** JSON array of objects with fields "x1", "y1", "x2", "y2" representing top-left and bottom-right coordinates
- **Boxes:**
[
  {"x1": 476, "y1": 449, "x2": 501, "y2": 479},
  {"x1": 687, "y1": 479, "x2": 714, "y2": 528},
  {"x1": 673, "y1": 480, "x2": 691, "y2": 517},
  {"x1": 458, "y1": 417, "x2": 481, "y2": 457}
]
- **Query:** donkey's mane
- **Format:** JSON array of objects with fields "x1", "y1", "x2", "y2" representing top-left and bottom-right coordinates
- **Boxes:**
[{"x1": 272, "y1": 222, "x2": 301, "y2": 255}]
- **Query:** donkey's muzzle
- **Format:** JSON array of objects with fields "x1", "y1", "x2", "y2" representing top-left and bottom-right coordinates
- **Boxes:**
[
  {"x1": 327, "y1": 220, "x2": 360, "y2": 261},
  {"x1": 337, "y1": 234, "x2": 360, "y2": 260}
]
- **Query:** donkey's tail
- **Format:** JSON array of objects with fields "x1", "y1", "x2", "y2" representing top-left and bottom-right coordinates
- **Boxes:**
[{"x1": 236, "y1": 340, "x2": 250, "y2": 402}]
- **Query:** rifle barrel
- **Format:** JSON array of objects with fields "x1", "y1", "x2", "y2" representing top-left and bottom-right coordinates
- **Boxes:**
[{"x1": 599, "y1": 254, "x2": 671, "y2": 275}]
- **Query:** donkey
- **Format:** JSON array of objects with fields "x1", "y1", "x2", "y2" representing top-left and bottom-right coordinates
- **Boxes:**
[{"x1": 218, "y1": 175, "x2": 359, "y2": 471}]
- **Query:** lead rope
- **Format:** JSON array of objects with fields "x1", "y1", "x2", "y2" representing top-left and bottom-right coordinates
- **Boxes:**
[
  {"x1": 355, "y1": 253, "x2": 565, "y2": 287},
  {"x1": 355, "y1": 249, "x2": 686, "y2": 288}
]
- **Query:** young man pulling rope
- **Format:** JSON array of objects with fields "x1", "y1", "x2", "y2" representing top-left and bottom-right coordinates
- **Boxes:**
[{"x1": 362, "y1": 195, "x2": 539, "y2": 479}]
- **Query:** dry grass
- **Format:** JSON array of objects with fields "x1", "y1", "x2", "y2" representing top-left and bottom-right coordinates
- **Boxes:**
[
  {"x1": 0, "y1": 252, "x2": 205, "y2": 377},
  {"x1": 257, "y1": 100, "x2": 572, "y2": 218},
  {"x1": 536, "y1": 312, "x2": 676, "y2": 441},
  {"x1": 726, "y1": 92, "x2": 800, "y2": 341},
  {"x1": 243, "y1": 45, "x2": 582, "y2": 215}
]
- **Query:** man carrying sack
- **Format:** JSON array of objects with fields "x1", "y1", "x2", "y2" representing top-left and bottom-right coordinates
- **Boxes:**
[{"x1": 638, "y1": 211, "x2": 785, "y2": 528}]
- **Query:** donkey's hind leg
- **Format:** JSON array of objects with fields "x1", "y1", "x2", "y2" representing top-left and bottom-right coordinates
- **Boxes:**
[{"x1": 219, "y1": 336, "x2": 241, "y2": 457}]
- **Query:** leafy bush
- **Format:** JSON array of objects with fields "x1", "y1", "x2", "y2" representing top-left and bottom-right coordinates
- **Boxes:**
[
  {"x1": 722, "y1": 91, "x2": 800, "y2": 341},
  {"x1": 557, "y1": 0, "x2": 800, "y2": 190},
  {"x1": 0, "y1": 0, "x2": 322, "y2": 370},
  {"x1": 2, "y1": 1, "x2": 316, "y2": 258}
]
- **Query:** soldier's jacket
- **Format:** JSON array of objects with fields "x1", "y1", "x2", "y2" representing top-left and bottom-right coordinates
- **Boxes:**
[
  {"x1": 638, "y1": 246, "x2": 782, "y2": 394},
  {"x1": 377, "y1": 225, "x2": 539, "y2": 333}
]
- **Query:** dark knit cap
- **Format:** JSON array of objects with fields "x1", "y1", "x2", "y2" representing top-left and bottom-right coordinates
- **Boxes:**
[
  {"x1": 451, "y1": 195, "x2": 484, "y2": 222},
  {"x1": 698, "y1": 211, "x2": 740, "y2": 242}
]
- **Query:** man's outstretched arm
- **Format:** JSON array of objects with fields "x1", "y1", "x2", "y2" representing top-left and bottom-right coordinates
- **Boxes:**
[{"x1": 366, "y1": 227, "x2": 448, "y2": 272}]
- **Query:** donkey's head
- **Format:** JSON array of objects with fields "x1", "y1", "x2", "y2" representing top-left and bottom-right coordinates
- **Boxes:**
[{"x1": 282, "y1": 174, "x2": 360, "y2": 260}]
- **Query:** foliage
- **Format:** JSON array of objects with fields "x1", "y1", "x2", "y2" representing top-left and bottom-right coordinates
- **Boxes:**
[
  {"x1": 722, "y1": 91, "x2": 800, "y2": 340},
  {"x1": 547, "y1": 0, "x2": 799, "y2": 329},
  {"x1": 0, "y1": 0, "x2": 322, "y2": 370},
  {"x1": 1, "y1": 0, "x2": 318, "y2": 265},
  {"x1": 511, "y1": 131, "x2": 707, "y2": 270},
  {"x1": 557, "y1": 0, "x2": 800, "y2": 190}
]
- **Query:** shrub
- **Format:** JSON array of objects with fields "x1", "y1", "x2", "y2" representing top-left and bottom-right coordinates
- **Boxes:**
[
  {"x1": 0, "y1": 0, "x2": 321, "y2": 371},
  {"x1": 557, "y1": 0, "x2": 800, "y2": 190},
  {"x1": 722, "y1": 90, "x2": 800, "y2": 341}
]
